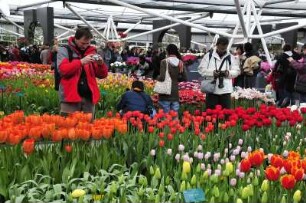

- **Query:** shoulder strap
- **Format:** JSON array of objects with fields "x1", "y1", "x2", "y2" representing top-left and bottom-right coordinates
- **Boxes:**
[
  {"x1": 218, "y1": 55, "x2": 231, "y2": 71},
  {"x1": 63, "y1": 45, "x2": 73, "y2": 62}
]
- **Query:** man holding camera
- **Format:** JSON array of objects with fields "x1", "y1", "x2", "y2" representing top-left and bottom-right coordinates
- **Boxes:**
[
  {"x1": 198, "y1": 37, "x2": 240, "y2": 109},
  {"x1": 57, "y1": 27, "x2": 108, "y2": 118}
]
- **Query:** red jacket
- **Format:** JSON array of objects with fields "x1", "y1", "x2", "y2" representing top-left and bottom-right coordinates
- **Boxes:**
[{"x1": 57, "y1": 37, "x2": 108, "y2": 104}]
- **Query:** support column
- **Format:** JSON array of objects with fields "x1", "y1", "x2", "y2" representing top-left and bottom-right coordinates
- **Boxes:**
[{"x1": 153, "y1": 19, "x2": 191, "y2": 50}]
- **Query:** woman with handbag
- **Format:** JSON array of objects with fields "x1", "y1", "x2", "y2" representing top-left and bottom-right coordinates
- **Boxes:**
[
  {"x1": 156, "y1": 44, "x2": 187, "y2": 113},
  {"x1": 198, "y1": 37, "x2": 240, "y2": 109}
]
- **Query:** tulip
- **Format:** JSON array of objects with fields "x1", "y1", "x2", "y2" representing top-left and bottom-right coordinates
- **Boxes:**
[
  {"x1": 150, "y1": 166, "x2": 155, "y2": 175},
  {"x1": 280, "y1": 195, "x2": 286, "y2": 203},
  {"x1": 175, "y1": 154, "x2": 180, "y2": 161},
  {"x1": 178, "y1": 144, "x2": 185, "y2": 151},
  {"x1": 210, "y1": 174, "x2": 219, "y2": 183},
  {"x1": 65, "y1": 145, "x2": 72, "y2": 153},
  {"x1": 236, "y1": 198, "x2": 243, "y2": 203},
  {"x1": 71, "y1": 189, "x2": 86, "y2": 198},
  {"x1": 226, "y1": 162, "x2": 234, "y2": 174},
  {"x1": 181, "y1": 172, "x2": 187, "y2": 181},
  {"x1": 261, "y1": 191, "x2": 268, "y2": 203},
  {"x1": 230, "y1": 178, "x2": 237, "y2": 186},
  {"x1": 183, "y1": 161, "x2": 191, "y2": 174},
  {"x1": 281, "y1": 174, "x2": 296, "y2": 190},
  {"x1": 191, "y1": 175, "x2": 197, "y2": 186},
  {"x1": 293, "y1": 190, "x2": 301, "y2": 203},
  {"x1": 212, "y1": 186, "x2": 220, "y2": 198},
  {"x1": 180, "y1": 181, "x2": 186, "y2": 192},
  {"x1": 150, "y1": 149, "x2": 156, "y2": 156},
  {"x1": 253, "y1": 176, "x2": 259, "y2": 186},
  {"x1": 223, "y1": 192, "x2": 229, "y2": 202},
  {"x1": 265, "y1": 166, "x2": 280, "y2": 181},
  {"x1": 167, "y1": 148, "x2": 172, "y2": 156},
  {"x1": 241, "y1": 186, "x2": 250, "y2": 199},
  {"x1": 22, "y1": 138, "x2": 35, "y2": 155},
  {"x1": 240, "y1": 159, "x2": 251, "y2": 172},
  {"x1": 154, "y1": 167, "x2": 161, "y2": 179},
  {"x1": 261, "y1": 180, "x2": 269, "y2": 192}
]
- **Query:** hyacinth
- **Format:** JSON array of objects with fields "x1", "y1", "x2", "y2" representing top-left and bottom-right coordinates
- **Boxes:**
[{"x1": 231, "y1": 87, "x2": 275, "y2": 104}]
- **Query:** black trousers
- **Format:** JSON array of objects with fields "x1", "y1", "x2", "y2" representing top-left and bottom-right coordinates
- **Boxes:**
[{"x1": 205, "y1": 93, "x2": 231, "y2": 110}]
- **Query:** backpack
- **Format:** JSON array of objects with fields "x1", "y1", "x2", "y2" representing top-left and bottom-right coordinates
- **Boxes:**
[{"x1": 54, "y1": 45, "x2": 73, "y2": 91}]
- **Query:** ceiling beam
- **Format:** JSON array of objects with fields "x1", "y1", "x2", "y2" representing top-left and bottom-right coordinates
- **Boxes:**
[{"x1": 54, "y1": 0, "x2": 306, "y2": 17}]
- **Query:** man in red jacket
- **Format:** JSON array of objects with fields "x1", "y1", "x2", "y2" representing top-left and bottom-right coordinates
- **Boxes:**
[{"x1": 57, "y1": 27, "x2": 108, "y2": 118}]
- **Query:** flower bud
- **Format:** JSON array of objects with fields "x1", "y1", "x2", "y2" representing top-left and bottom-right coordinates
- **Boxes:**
[
  {"x1": 253, "y1": 176, "x2": 259, "y2": 186},
  {"x1": 236, "y1": 198, "x2": 243, "y2": 203},
  {"x1": 181, "y1": 172, "x2": 188, "y2": 181},
  {"x1": 154, "y1": 167, "x2": 161, "y2": 179},
  {"x1": 261, "y1": 191, "x2": 268, "y2": 203},
  {"x1": 180, "y1": 181, "x2": 186, "y2": 192},
  {"x1": 293, "y1": 190, "x2": 301, "y2": 203},
  {"x1": 212, "y1": 186, "x2": 220, "y2": 198},
  {"x1": 241, "y1": 186, "x2": 250, "y2": 199},
  {"x1": 223, "y1": 192, "x2": 229, "y2": 202},
  {"x1": 150, "y1": 166, "x2": 155, "y2": 175},
  {"x1": 210, "y1": 174, "x2": 219, "y2": 184},
  {"x1": 191, "y1": 175, "x2": 197, "y2": 186},
  {"x1": 280, "y1": 195, "x2": 286, "y2": 203},
  {"x1": 261, "y1": 180, "x2": 269, "y2": 192}
]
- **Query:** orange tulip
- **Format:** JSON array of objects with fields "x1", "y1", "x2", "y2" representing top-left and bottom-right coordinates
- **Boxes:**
[
  {"x1": 281, "y1": 174, "x2": 296, "y2": 190},
  {"x1": 7, "y1": 133, "x2": 22, "y2": 145},
  {"x1": 68, "y1": 128, "x2": 77, "y2": 140},
  {"x1": 51, "y1": 130, "x2": 63, "y2": 142},
  {"x1": 0, "y1": 130, "x2": 8, "y2": 143},
  {"x1": 288, "y1": 151, "x2": 300, "y2": 161},
  {"x1": 22, "y1": 138, "x2": 35, "y2": 155},
  {"x1": 265, "y1": 166, "x2": 280, "y2": 181}
]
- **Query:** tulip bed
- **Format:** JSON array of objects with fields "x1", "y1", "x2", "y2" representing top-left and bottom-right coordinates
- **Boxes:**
[
  {"x1": 1, "y1": 61, "x2": 304, "y2": 203},
  {"x1": 0, "y1": 105, "x2": 305, "y2": 202}
]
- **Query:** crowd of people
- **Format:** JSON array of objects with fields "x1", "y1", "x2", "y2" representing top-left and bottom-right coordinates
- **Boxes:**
[{"x1": 1, "y1": 27, "x2": 306, "y2": 118}]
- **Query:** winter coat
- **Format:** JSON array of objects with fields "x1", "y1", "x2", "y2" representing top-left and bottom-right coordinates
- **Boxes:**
[
  {"x1": 198, "y1": 49, "x2": 240, "y2": 95},
  {"x1": 57, "y1": 36, "x2": 108, "y2": 104}
]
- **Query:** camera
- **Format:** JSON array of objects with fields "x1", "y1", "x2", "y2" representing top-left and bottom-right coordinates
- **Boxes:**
[
  {"x1": 213, "y1": 70, "x2": 227, "y2": 89},
  {"x1": 92, "y1": 54, "x2": 100, "y2": 61}
]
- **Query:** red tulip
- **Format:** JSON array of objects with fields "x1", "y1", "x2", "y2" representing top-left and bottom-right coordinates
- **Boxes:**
[
  {"x1": 291, "y1": 167, "x2": 304, "y2": 181},
  {"x1": 281, "y1": 174, "x2": 296, "y2": 190},
  {"x1": 265, "y1": 166, "x2": 280, "y2": 181},
  {"x1": 270, "y1": 155, "x2": 283, "y2": 168},
  {"x1": 22, "y1": 138, "x2": 35, "y2": 155},
  {"x1": 65, "y1": 145, "x2": 72, "y2": 153},
  {"x1": 159, "y1": 140, "x2": 165, "y2": 147},
  {"x1": 249, "y1": 150, "x2": 265, "y2": 167},
  {"x1": 158, "y1": 132, "x2": 164, "y2": 139},
  {"x1": 167, "y1": 133, "x2": 174, "y2": 141},
  {"x1": 148, "y1": 126, "x2": 154, "y2": 133},
  {"x1": 240, "y1": 159, "x2": 252, "y2": 172}
]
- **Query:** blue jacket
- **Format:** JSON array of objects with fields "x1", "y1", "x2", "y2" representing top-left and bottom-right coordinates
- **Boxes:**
[{"x1": 117, "y1": 90, "x2": 153, "y2": 113}]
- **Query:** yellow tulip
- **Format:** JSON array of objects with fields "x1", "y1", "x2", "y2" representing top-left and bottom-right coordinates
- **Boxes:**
[
  {"x1": 182, "y1": 161, "x2": 191, "y2": 174},
  {"x1": 71, "y1": 189, "x2": 86, "y2": 198}
]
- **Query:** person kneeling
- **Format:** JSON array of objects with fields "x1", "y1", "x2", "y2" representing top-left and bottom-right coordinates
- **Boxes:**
[{"x1": 117, "y1": 81, "x2": 155, "y2": 116}]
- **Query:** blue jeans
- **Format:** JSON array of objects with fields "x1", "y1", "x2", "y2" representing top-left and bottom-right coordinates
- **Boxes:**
[{"x1": 158, "y1": 101, "x2": 179, "y2": 113}]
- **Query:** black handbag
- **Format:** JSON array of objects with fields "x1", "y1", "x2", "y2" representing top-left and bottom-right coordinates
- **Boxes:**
[
  {"x1": 294, "y1": 75, "x2": 306, "y2": 94},
  {"x1": 294, "y1": 80, "x2": 306, "y2": 94}
]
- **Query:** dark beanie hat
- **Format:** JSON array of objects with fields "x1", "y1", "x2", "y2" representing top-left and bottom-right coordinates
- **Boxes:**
[{"x1": 132, "y1": 80, "x2": 144, "y2": 91}]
